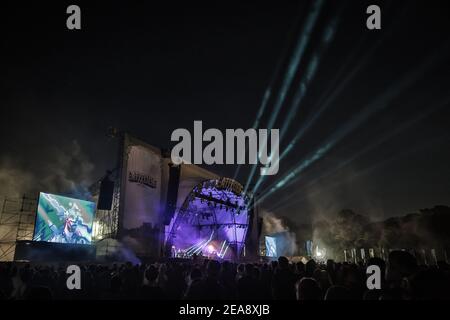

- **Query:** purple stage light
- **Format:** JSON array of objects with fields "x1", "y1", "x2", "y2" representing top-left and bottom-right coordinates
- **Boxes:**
[{"x1": 166, "y1": 179, "x2": 250, "y2": 260}]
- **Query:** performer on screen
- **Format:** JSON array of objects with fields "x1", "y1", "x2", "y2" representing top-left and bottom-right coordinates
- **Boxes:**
[{"x1": 43, "y1": 194, "x2": 92, "y2": 244}]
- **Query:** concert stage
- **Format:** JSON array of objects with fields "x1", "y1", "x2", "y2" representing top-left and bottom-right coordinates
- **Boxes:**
[{"x1": 165, "y1": 178, "x2": 259, "y2": 260}]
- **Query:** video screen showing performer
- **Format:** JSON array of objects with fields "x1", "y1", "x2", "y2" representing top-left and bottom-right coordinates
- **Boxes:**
[{"x1": 33, "y1": 192, "x2": 95, "y2": 244}]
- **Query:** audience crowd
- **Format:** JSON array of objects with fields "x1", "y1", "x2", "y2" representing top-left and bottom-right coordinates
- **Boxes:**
[{"x1": 1, "y1": 250, "x2": 449, "y2": 300}]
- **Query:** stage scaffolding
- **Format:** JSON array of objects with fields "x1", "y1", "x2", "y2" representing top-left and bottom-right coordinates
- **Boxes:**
[
  {"x1": 0, "y1": 195, "x2": 37, "y2": 261},
  {"x1": 165, "y1": 178, "x2": 253, "y2": 261},
  {"x1": 90, "y1": 129, "x2": 124, "y2": 241},
  {"x1": 90, "y1": 168, "x2": 121, "y2": 241},
  {"x1": 0, "y1": 171, "x2": 122, "y2": 261}
]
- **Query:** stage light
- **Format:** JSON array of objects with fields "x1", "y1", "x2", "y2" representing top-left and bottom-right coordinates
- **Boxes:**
[
  {"x1": 207, "y1": 244, "x2": 214, "y2": 253},
  {"x1": 222, "y1": 244, "x2": 230, "y2": 258},
  {"x1": 314, "y1": 247, "x2": 326, "y2": 260},
  {"x1": 218, "y1": 241, "x2": 226, "y2": 257}
]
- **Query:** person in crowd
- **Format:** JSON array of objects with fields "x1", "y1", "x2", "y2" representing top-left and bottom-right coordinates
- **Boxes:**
[
  {"x1": 184, "y1": 260, "x2": 223, "y2": 300},
  {"x1": 271, "y1": 256, "x2": 297, "y2": 300},
  {"x1": 237, "y1": 263, "x2": 260, "y2": 300},
  {"x1": 381, "y1": 251, "x2": 419, "y2": 300},
  {"x1": 219, "y1": 261, "x2": 237, "y2": 299},
  {"x1": 235, "y1": 263, "x2": 245, "y2": 282},
  {"x1": 259, "y1": 263, "x2": 273, "y2": 299},
  {"x1": 296, "y1": 261, "x2": 305, "y2": 279},
  {"x1": 139, "y1": 265, "x2": 165, "y2": 300},
  {"x1": 326, "y1": 259, "x2": 336, "y2": 284},
  {"x1": 296, "y1": 277, "x2": 322, "y2": 300},
  {"x1": 305, "y1": 259, "x2": 317, "y2": 277}
]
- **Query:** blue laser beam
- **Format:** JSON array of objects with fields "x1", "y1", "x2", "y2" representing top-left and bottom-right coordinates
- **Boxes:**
[
  {"x1": 232, "y1": 3, "x2": 310, "y2": 181},
  {"x1": 251, "y1": 12, "x2": 344, "y2": 193},
  {"x1": 268, "y1": 96, "x2": 450, "y2": 211},
  {"x1": 272, "y1": 134, "x2": 450, "y2": 213},
  {"x1": 254, "y1": 43, "x2": 450, "y2": 205},
  {"x1": 251, "y1": 1, "x2": 411, "y2": 195},
  {"x1": 243, "y1": 0, "x2": 325, "y2": 194}
]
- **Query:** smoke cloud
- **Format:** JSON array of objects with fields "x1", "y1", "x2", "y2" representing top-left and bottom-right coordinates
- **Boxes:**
[
  {"x1": 261, "y1": 210, "x2": 298, "y2": 256},
  {"x1": 0, "y1": 140, "x2": 95, "y2": 200}
]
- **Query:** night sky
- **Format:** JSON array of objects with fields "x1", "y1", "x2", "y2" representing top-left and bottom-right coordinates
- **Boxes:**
[{"x1": 1, "y1": 0, "x2": 450, "y2": 224}]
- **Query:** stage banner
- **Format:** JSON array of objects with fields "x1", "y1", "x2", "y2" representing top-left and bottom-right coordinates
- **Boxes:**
[{"x1": 121, "y1": 136, "x2": 163, "y2": 231}]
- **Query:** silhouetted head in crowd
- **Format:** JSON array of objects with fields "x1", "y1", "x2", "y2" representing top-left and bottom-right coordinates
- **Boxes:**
[
  {"x1": 145, "y1": 265, "x2": 159, "y2": 284},
  {"x1": 207, "y1": 260, "x2": 221, "y2": 278},
  {"x1": 237, "y1": 263, "x2": 245, "y2": 275},
  {"x1": 296, "y1": 277, "x2": 322, "y2": 300},
  {"x1": 278, "y1": 256, "x2": 289, "y2": 270},
  {"x1": 296, "y1": 261, "x2": 305, "y2": 274},
  {"x1": 386, "y1": 251, "x2": 418, "y2": 284},
  {"x1": 314, "y1": 269, "x2": 331, "y2": 290},
  {"x1": 305, "y1": 259, "x2": 317, "y2": 277},
  {"x1": 270, "y1": 260, "x2": 278, "y2": 270},
  {"x1": 221, "y1": 260, "x2": 231, "y2": 272},
  {"x1": 326, "y1": 259, "x2": 335, "y2": 271},
  {"x1": 110, "y1": 274, "x2": 122, "y2": 293}
]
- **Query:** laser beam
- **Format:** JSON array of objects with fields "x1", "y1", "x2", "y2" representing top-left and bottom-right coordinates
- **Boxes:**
[
  {"x1": 252, "y1": 12, "x2": 344, "y2": 193},
  {"x1": 251, "y1": 2, "x2": 410, "y2": 195},
  {"x1": 243, "y1": 0, "x2": 325, "y2": 194},
  {"x1": 269, "y1": 96, "x2": 450, "y2": 211},
  {"x1": 254, "y1": 43, "x2": 450, "y2": 205}
]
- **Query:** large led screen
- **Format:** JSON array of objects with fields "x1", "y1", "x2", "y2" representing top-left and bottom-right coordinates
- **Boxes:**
[
  {"x1": 33, "y1": 192, "x2": 95, "y2": 244},
  {"x1": 265, "y1": 236, "x2": 277, "y2": 257}
]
